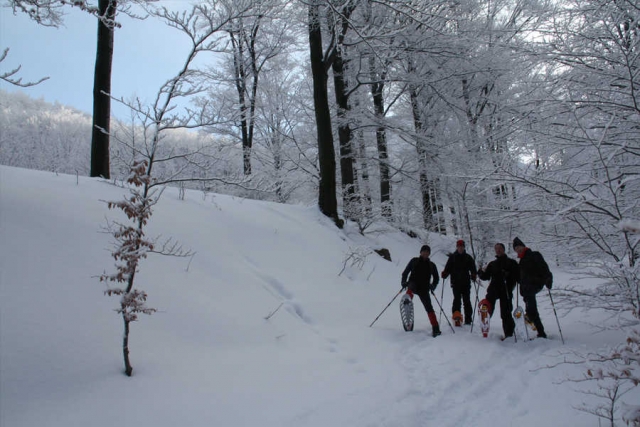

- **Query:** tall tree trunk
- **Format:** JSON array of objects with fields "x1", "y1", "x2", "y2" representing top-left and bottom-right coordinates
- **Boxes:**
[
  {"x1": 331, "y1": 50, "x2": 358, "y2": 219},
  {"x1": 269, "y1": 122, "x2": 285, "y2": 202},
  {"x1": 308, "y1": 2, "x2": 340, "y2": 226},
  {"x1": 355, "y1": 123, "x2": 372, "y2": 215},
  {"x1": 247, "y1": 21, "x2": 259, "y2": 176},
  {"x1": 90, "y1": 0, "x2": 116, "y2": 179},
  {"x1": 230, "y1": 26, "x2": 252, "y2": 175},
  {"x1": 229, "y1": 17, "x2": 261, "y2": 176},
  {"x1": 410, "y1": 86, "x2": 439, "y2": 232},
  {"x1": 370, "y1": 77, "x2": 392, "y2": 218}
]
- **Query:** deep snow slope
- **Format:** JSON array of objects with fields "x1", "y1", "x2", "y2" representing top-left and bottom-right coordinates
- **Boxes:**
[{"x1": 0, "y1": 165, "x2": 627, "y2": 427}]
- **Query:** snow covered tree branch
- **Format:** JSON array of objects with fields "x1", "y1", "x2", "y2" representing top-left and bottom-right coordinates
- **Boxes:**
[{"x1": 0, "y1": 48, "x2": 49, "y2": 87}]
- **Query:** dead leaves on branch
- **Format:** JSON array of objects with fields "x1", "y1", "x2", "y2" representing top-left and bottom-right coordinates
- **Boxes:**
[{"x1": 100, "y1": 159, "x2": 156, "y2": 320}]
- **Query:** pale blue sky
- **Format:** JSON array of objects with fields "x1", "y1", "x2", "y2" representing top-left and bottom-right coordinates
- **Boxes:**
[{"x1": 0, "y1": 2, "x2": 192, "y2": 119}]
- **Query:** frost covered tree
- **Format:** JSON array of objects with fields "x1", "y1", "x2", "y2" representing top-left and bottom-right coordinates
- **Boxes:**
[
  {"x1": 501, "y1": 0, "x2": 640, "y2": 309},
  {"x1": 212, "y1": 0, "x2": 298, "y2": 176},
  {"x1": 430, "y1": 0, "x2": 549, "y2": 250},
  {"x1": 252, "y1": 58, "x2": 317, "y2": 203},
  {"x1": 490, "y1": 1, "x2": 640, "y2": 422},
  {"x1": 0, "y1": 90, "x2": 93, "y2": 174}
]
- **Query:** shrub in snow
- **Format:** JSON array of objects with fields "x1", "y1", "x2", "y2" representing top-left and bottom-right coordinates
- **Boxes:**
[{"x1": 100, "y1": 159, "x2": 157, "y2": 376}]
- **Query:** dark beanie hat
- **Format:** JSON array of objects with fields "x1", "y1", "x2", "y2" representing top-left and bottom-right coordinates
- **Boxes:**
[
  {"x1": 420, "y1": 245, "x2": 431, "y2": 253},
  {"x1": 456, "y1": 239, "x2": 465, "y2": 247},
  {"x1": 513, "y1": 237, "x2": 525, "y2": 249}
]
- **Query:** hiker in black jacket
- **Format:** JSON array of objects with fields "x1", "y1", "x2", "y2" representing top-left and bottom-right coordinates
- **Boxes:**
[
  {"x1": 513, "y1": 237, "x2": 553, "y2": 338},
  {"x1": 478, "y1": 243, "x2": 519, "y2": 338},
  {"x1": 401, "y1": 245, "x2": 441, "y2": 337},
  {"x1": 441, "y1": 240, "x2": 477, "y2": 325}
]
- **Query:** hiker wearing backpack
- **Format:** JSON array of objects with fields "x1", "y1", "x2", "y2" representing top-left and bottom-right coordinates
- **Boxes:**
[{"x1": 512, "y1": 237, "x2": 552, "y2": 339}]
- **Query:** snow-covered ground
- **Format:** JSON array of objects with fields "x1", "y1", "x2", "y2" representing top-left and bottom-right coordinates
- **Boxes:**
[{"x1": 0, "y1": 165, "x2": 633, "y2": 426}]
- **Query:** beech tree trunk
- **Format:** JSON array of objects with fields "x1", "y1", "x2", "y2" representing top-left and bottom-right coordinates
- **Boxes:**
[
  {"x1": 331, "y1": 50, "x2": 358, "y2": 218},
  {"x1": 371, "y1": 79, "x2": 392, "y2": 218},
  {"x1": 308, "y1": 2, "x2": 340, "y2": 225},
  {"x1": 90, "y1": 0, "x2": 116, "y2": 179}
]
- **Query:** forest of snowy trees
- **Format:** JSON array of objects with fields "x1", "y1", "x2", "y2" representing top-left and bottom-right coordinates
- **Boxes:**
[
  {"x1": 3, "y1": 0, "x2": 638, "y2": 260},
  {"x1": 1, "y1": 0, "x2": 639, "y2": 421}
]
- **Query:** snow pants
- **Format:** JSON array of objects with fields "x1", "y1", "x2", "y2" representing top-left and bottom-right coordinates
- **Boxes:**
[
  {"x1": 452, "y1": 284, "x2": 472, "y2": 323},
  {"x1": 485, "y1": 286, "x2": 515, "y2": 337},
  {"x1": 412, "y1": 291, "x2": 439, "y2": 327},
  {"x1": 523, "y1": 293, "x2": 545, "y2": 336}
]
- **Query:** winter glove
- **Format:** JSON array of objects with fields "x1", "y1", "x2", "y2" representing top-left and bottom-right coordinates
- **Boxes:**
[
  {"x1": 401, "y1": 281, "x2": 408, "y2": 290},
  {"x1": 545, "y1": 278, "x2": 553, "y2": 290},
  {"x1": 471, "y1": 274, "x2": 477, "y2": 282},
  {"x1": 441, "y1": 272, "x2": 446, "y2": 279},
  {"x1": 429, "y1": 283, "x2": 437, "y2": 292}
]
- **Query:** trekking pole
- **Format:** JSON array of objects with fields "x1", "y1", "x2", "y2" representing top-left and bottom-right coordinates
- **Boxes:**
[
  {"x1": 431, "y1": 289, "x2": 455, "y2": 333},
  {"x1": 369, "y1": 288, "x2": 403, "y2": 327},
  {"x1": 547, "y1": 288, "x2": 565, "y2": 345},
  {"x1": 470, "y1": 279, "x2": 481, "y2": 333},
  {"x1": 504, "y1": 279, "x2": 517, "y2": 343},
  {"x1": 439, "y1": 277, "x2": 446, "y2": 325}
]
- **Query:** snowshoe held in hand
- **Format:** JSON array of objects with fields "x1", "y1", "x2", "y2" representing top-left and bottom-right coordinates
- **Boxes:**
[
  {"x1": 479, "y1": 298, "x2": 492, "y2": 338},
  {"x1": 513, "y1": 306, "x2": 529, "y2": 341}
]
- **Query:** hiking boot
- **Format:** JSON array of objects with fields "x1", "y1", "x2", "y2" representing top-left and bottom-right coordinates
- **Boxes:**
[
  {"x1": 432, "y1": 326, "x2": 442, "y2": 337},
  {"x1": 537, "y1": 332, "x2": 547, "y2": 339}
]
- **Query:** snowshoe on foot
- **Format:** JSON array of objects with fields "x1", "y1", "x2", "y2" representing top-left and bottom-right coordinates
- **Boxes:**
[
  {"x1": 400, "y1": 294, "x2": 414, "y2": 331},
  {"x1": 452, "y1": 311, "x2": 463, "y2": 327}
]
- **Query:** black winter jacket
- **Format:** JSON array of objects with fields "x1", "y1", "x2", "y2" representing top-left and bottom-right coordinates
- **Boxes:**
[
  {"x1": 478, "y1": 254, "x2": 519, "y2": 295},
  {"x1": 442, "y1": 251, "x2": 477, "y2": 290},
  {"x1": 517, "y1": 248, "x2": 552, "y2": 296},
  {"x1": 401, "y1": 257, "x2": 439, "y2": 294}
]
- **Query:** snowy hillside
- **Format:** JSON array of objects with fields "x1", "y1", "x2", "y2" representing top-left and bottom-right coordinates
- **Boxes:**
[{"x1": 0, "y1": 166, "x2": 632, "y2": 426}]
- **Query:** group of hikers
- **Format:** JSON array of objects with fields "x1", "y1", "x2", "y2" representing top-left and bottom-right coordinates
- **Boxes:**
[{"x1": 400, "y1": 238, "x2": 553, "y2": 339}]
